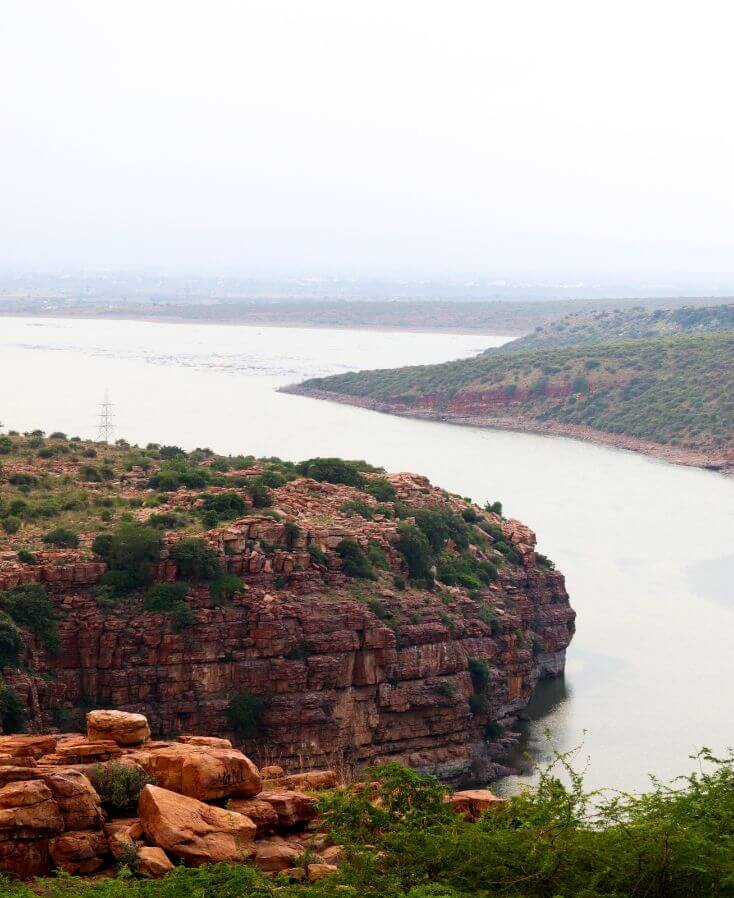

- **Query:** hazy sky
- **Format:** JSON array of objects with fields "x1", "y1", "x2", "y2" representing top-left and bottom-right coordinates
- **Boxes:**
[{"x1": 2, "y1": 1, "x2": 734, "y2": 283}]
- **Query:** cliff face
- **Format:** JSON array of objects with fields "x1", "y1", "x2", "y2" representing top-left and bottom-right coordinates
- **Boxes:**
[{"x1": 2, "y1": 473, "x2": 574, "y2": 785}]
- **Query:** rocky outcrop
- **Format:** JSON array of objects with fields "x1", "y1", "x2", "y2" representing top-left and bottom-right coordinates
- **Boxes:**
[
  {"x1": 0, "y1": 711, "x2": 511, "y2": 880},
  {"x1": 2, "y1": 473, "x2": 574, "y2": 785}
]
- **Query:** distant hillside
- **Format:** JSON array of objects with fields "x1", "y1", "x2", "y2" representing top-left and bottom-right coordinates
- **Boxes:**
[
  {"x1": 0, "y1": 294, "x2": 729, "y2": 336},
  {"x1": 494, "y1": 303, "x2": 734, "y2": 352},
  {"x1": 289, "y1": 332, "x2": 734, "y2": 471}
]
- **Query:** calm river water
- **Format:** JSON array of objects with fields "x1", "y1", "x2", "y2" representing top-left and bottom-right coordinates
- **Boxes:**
[{"x1": 2, "y1": 316, "x2": 733, "y2": 794}]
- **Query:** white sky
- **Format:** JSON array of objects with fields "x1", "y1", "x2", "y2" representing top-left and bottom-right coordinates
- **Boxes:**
[{"x1": 2, "y1": 0, "x2": 734, "y2": 282}]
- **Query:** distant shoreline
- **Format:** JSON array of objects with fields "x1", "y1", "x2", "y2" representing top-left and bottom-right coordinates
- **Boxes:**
[
  {"x1": 0, "y1": 309, "x2": 521, "y2": 338},
  {"x1": 282, "y1": 384, "x2": 734, "y2": 476}
]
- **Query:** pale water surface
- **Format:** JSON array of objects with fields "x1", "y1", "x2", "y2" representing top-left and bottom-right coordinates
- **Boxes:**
[{"x1": 1, "y1": 316, "x2": 733, "y2": 794}]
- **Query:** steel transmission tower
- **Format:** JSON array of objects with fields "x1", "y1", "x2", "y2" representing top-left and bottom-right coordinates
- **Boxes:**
[{"x1": 97, "y1": 393, "x2": 114, "y2": 443}]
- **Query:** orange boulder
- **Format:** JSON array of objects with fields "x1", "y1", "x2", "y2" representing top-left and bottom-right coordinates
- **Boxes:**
[
  {"x1": 138, "y1": 784, "x2": 256, "y2": 865},
  {"x1": 87, "y1": 710, "x2": 151, "y2": 746}
]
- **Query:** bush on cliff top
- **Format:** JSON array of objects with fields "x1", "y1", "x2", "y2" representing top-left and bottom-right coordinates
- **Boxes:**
[{"x1": 93, "y1": 523, "x2": 163, "y2": 590}]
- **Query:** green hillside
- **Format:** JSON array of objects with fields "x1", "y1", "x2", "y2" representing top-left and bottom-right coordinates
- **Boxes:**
[
  {"x1": 494, "y1": 303, "x2": 734, "y2": 353},
  {"x1": 298, "y1": 332, "x2": 734, "y2": 455}
]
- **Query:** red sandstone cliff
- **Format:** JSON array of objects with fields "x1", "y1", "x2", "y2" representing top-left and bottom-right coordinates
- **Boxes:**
[{"x1": 1, "y1": 473, "x2": 575, "y2": 785}]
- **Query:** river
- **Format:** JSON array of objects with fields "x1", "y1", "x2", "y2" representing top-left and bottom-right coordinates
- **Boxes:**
[{"x1": 2, "y1": 315, "x2": 733, "y2": 794}]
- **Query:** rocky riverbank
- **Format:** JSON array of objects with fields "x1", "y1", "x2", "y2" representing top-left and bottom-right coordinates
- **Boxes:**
[{"x1": 282, "y1": 385, "x2": 734, "y2": 475}]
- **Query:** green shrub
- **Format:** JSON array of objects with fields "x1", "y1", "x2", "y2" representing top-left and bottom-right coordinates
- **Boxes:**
[
  {"x1": 148, "y1": 512, "x2": 188, "y2": 529},
  {"x1": 209, "y1": 574, "x2": 244, "y2": 605},
  {"x1": 42, "y1": 527, "x2": 79, "y2": 549},
  {"x1": 227, "y1": 690, "x2": 268, "y2": 739},
  {"x1": 0, "y1": 437, "x2": 12, "y2": 455},
  {"x1": 142, "y1": 582, "x2": 192, "y2": 630},
  {"x1": 16, "y1": 549, "x2": 37, "y2": 564},
  {"x1": 0, "y1": 680, "x2": 25, "y2": 733},
  {"x1": 467, "y1": 657, "x2": 490, "y2": 690},
  {"x1": 336, "y1": 539, "x2": 375, "y2": 579},
  {"x1": 143, "y1": 581, "x2": 188, "y2": 611},
  {"x1": 0, "y1": 584, "x2": 58, "y2": 654},
  {"x1": 0, "y1": 612, "x2": 22, "y2": 666},
  {"x1": 93, "y1": 761, "x2": 154, "y2": 813},
  {"x1": 170, "y1": 538, "x2": 219, "y2": 579},
  {"x1": 364, "y1": 477, "x2": 397, "y2": 502},
  {"x1": 436, "y1": 553, "x2": 497, "y2": 589},
  {"x1": 395, "y1": 524, "x2": 433, "y2": 580},
  {"x1": 307, "y1": 544, "x2": 328, "y2": 565},
  {"x1": 283, "y1": 522, "x2": 300, "y2": 546},
  {"x1": 536, "y1": 552, "x2": 555, "y2": 569},
  {"x1": 201, "y1": 491, "x2": 247, "y2": 519},
  {"x1": 296, "y1": 457, "x2": 367, "y2": 487},
  {"x1": 246, "y1": 482, "x2": 272, "y2": 508},
  {"x1": 2, "y1": 517, "x2": 21, "y2": 535},
  {"x1": 93, "y1": 523, "x2": 163, "y2": 593},
  {"x1": 367, "y1": 540, "x2": 389, "y2": 570},
  {"x1": 494, "y1": 540, "x2": 521, "y2": 564},
  {"x1": 340, "y1": 499, "x2": 374, "y2": 519}
]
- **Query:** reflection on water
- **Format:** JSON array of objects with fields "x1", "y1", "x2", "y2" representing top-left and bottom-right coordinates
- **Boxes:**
[
  {"x1": 686, "y1": 556, "x2": 734, "y2": 610},
  {"x1": 5, "y1": 316, "x2": 734, "y2": 794}
]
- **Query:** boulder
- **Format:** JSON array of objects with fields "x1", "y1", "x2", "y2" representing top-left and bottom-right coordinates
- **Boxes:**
[
  {"x1": 253, "y1": 840, "x2": 302, "y2": 872},
  {"x1": 0, "y1": 735, "x2": 58, "y2": 760},
  {"x1": 105, "y1": 818, "x2": 142, "y2": 860},
  {"x1": 138, "y1": 784, "x2": 256, "y2": 865},
  {"x1": 256, "y1": 789, "x2": 318, "y2": 827},
  {"x1": 87, "y1": 710, "x2": 151, "y2": 746},
  {"x1": 449, "y1": 789, "x2": 507, "y2": 821},
  {"x1": 0, "y1": 767, "x2": 44, "y2": 788},
  {"x1": 178, "y1": 735, "x2": 233, "y2": 749},
  {"x1": 49, "y1": 830, "x2": 108, "y2": 875},
  {"x1": 260, "y1": 765, "x2": 285, "y2": 779},
  {"x1": 52, "y1": 737, "x2": 122, "y2": 764},
  {"x1": 0, "y1": 780, "x2": 63, "y2": 839},
  {"x1": 275, "y1": 770, "x2": 337, "y2": 791},
  {"x1": 135, "y1": 744, "x2": 261, "y2": 801},
  {"x1": 42, "y1": 770, "x2": 103, "y2": 830},
  {"x1": 136, "y1": 846, "x2": 175, "y2": 878},
  {"x1": 308, "y1": 862, "x2": 339, "y2": 882},
  {"x1": 0, "y1": 837, "x2": 51, "y2": 878},
  {"x1": 227, "y1": 798, "x2": 278, "y2": 836}
]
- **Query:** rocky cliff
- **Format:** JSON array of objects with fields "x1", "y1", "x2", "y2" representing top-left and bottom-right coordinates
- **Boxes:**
[{"x1": 0, "y1": 442, "x2": 574, "y2": 785}]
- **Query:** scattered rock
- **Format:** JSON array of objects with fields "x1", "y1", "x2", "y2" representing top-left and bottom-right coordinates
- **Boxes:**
[
  {"x1": 49, "y1": 830, "x2": 108, "y2": 875},
  {"x1": 42, "y1": 770, "x2": 103, "y2": 831},
  {"x1": 227, "y1": 798, "x2": 278, "y2": 836},
  {"x1": 308, "y1": 862, "x2": 339, "y2": 882},
  {"x1": 133, "y1": 743, "x2": 261, "y2": 801},
  {"x1": 138, "y1": 784, "x2": 257, "y2": 865},
  {"x1": 136, "y1": 846, "x2": 175, "y2": 878},
  {"x1": 256, "y1": 789, "x2": 317, "y2": 827},
  {"x1": 252, "y1": 840, "x2": 302, "y2": 872}
]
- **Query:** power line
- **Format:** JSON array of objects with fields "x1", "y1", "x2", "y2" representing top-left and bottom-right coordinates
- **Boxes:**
[{"x1": 97, "y1": 392, "x2": 114, "y2": 444}]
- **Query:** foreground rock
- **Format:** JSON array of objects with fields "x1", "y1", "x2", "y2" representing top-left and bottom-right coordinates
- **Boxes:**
[
  {"x1": 132, "y1": 743, "x2": 262, "y2": 801},
  {"x1": 138, "y1": 784, "x2": 257, "y2": 865},
  {"x1": 449, "y1": 788, "x2": 508, "y2": 820}
]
